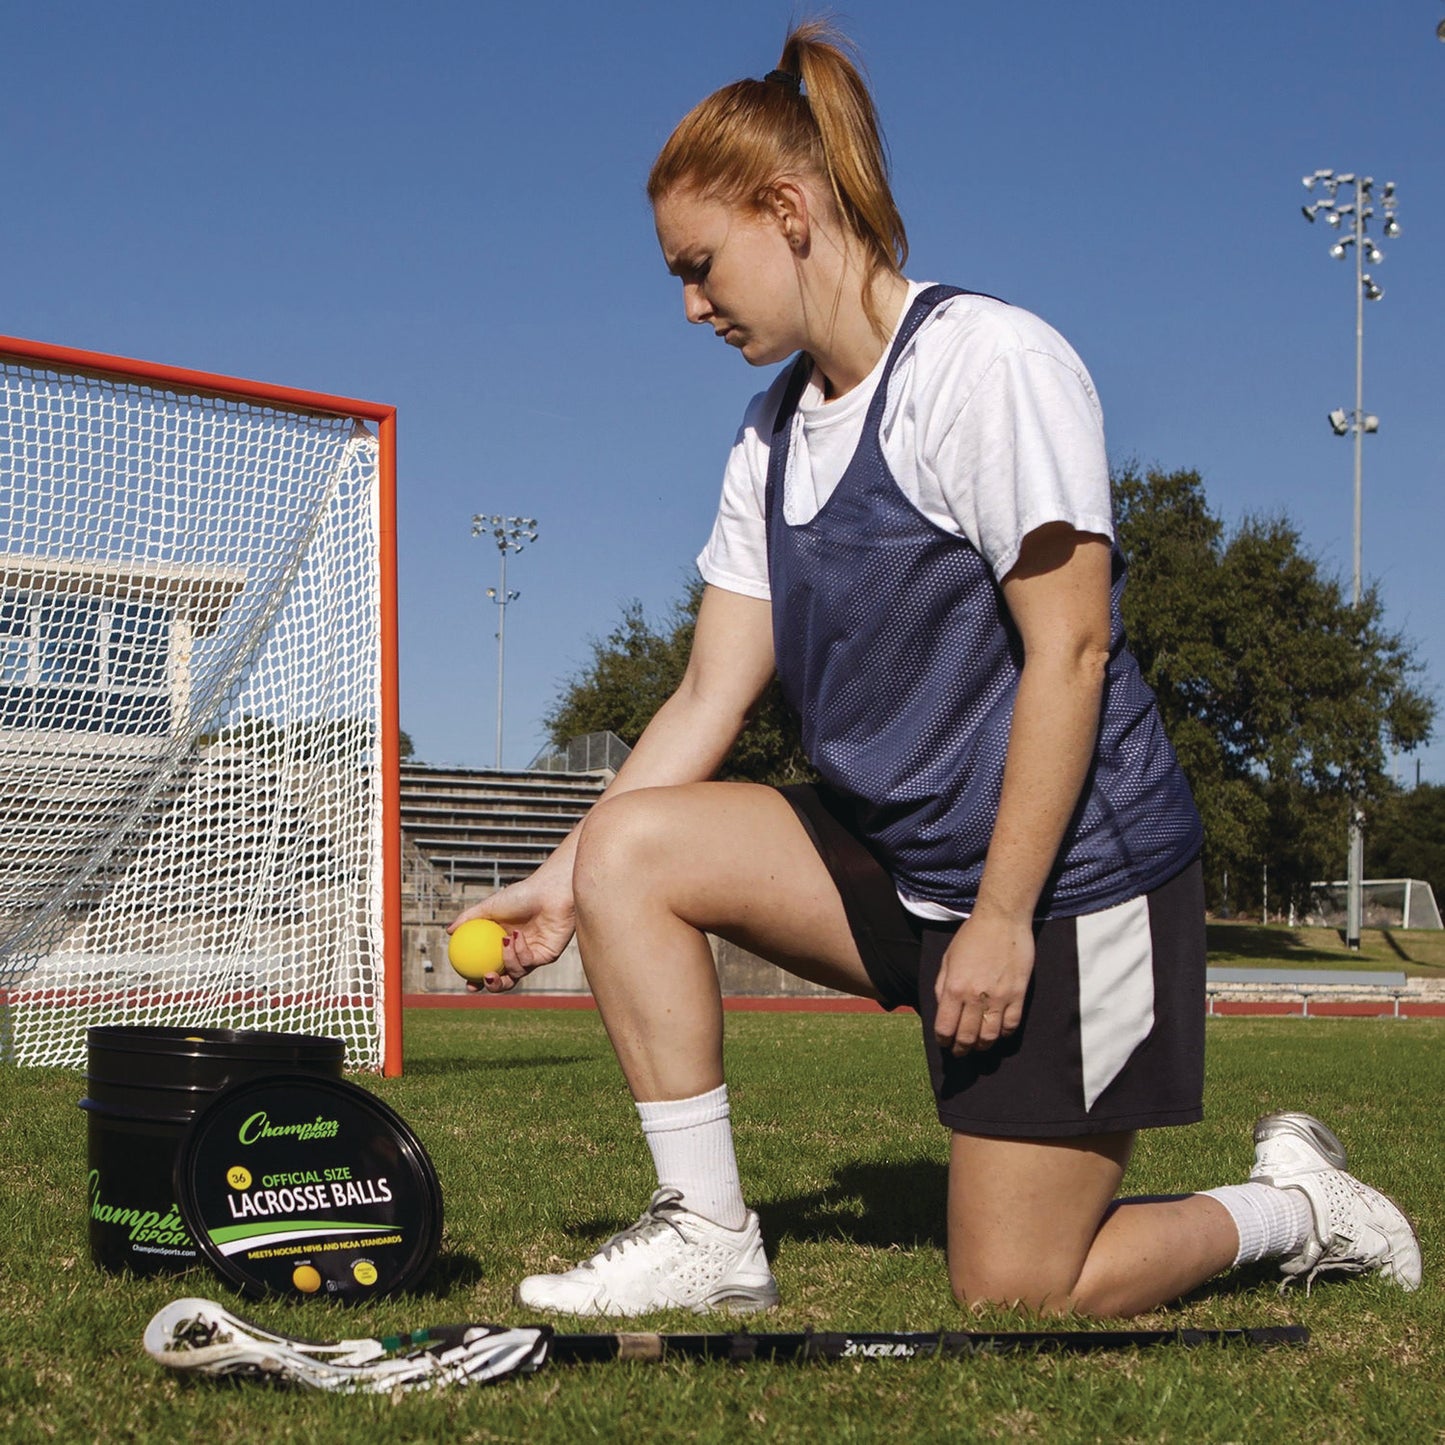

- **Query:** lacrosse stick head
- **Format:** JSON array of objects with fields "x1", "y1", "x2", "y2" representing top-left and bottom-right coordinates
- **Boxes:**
[{"x1": 144, "y1": 1298, "x2": 550, "y2": 1394}]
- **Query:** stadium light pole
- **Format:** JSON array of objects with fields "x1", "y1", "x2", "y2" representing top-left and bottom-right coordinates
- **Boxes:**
[
  {"x1": 1300, "y1": 169, "x2": 1400, "y2": 950},
  {"x1": 470, "y1": 513, "x2": 539, "y2": 770}
]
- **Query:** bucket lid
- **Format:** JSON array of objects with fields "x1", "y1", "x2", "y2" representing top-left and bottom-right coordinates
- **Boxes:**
[{"x1": 173, "y1": 1074, "x2": 442, "y2": 1304}]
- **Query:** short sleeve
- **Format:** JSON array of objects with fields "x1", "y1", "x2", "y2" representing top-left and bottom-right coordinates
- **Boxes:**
[
  {"x1": 695, "y1": 383, "x2": 785, "y2": 602},
  {"x1": 932, "y1": 343, "x2": 1113, "y2": 582}
]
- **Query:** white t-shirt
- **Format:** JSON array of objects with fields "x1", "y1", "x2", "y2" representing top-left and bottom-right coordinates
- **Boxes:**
[
  {"x1": 696, "y1": 282, "x2": 1114, "y2": 600},
  {"x1": 696, "y1": 283, "x2": 1115, "y2": 922}
]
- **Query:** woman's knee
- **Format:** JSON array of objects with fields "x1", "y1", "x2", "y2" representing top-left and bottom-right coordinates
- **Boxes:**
[
  {"x1": 948, "y1": 1257, "x2": 1081, "y2": 1317},
  {"x1": 948, "y1": 1274, "x2": 1123, "y2": 1319},
  {"x1": 572, "y1": 788, "x2": 687, "y2": 917},
  {"x1": 945, "y1": 1132, "x2": 1131, "y2": 1317}
]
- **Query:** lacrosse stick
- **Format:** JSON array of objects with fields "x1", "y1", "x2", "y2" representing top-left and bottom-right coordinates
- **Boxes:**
[
  {"x1": 548, "y1": 1322, "x2": 1309, "y2": 1362},
  {"x1": 146, "y1": 1298, "x2": 1306, "y2": 1393}
]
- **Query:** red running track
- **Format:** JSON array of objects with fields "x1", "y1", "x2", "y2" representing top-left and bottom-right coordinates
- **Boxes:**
[{"x1": 406, "y1": 993, "x2": 1445, "y2": 1018}]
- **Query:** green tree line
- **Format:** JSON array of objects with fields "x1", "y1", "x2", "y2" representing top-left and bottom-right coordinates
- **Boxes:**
[{"x1": 546, "y1": 466, "x2": 1436, "y2": 915}]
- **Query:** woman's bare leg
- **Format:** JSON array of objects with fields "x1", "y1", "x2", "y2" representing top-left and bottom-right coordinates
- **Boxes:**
[
  {"x1": 948, "y1": 1131, "x2": 1238, "y2": 1317},
  {"x1": 570, "y1": 780, "x2": 877, "y2": 1101}
]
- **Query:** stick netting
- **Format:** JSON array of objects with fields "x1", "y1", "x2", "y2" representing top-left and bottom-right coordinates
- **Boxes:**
[{"x1": 0, "y1": 353, "x2": 386, "y2": 1068}]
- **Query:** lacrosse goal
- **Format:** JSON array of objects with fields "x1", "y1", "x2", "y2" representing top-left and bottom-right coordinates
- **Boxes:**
[{"x1": 0, "y1": 336, "x2": 400, "y2": 1072}]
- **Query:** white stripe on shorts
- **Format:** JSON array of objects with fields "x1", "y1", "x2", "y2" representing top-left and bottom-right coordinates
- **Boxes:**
[{"x1": 1076, "y1": 895, "x2": 1155, "y2": 1112}]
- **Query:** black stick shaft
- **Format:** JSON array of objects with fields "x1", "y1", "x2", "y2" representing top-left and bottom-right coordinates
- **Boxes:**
[{"x1": 547, "y1": 1324, "x2": 1308, "y2": 1364}]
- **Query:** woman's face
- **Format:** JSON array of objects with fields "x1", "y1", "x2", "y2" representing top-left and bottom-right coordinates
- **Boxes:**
[{"x1": 653, "y1": 187, "x2": 805, "y2": 367}]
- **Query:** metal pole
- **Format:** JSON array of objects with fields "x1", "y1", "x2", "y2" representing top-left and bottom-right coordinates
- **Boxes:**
[
  {"x1": 471, "y1": 513, "x2": 537, "y2": 774},
  {"x1": 1301, "y1": 171, "x2": 1397, "y2": 953},
  {"x1": 1345, "y1": 203, "x2": 1366, "y2": 951},
  {"x1": 1352, "y1": 202, "x2": 1365, "y2": 608},
  {"x1": 494, "y1": 548, "x2": 508, "y2": 770},
  {"x1": 1347, "y1": 821, "x2": 1364, "y2": 946}
]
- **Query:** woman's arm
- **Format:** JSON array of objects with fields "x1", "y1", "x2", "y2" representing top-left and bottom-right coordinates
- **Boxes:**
[
  {"x1": 932, "y1": 522, "x2": 1113, "y2": 1053},
  {"x1": 452, "y1": 584, "x2": 777, "y2": 989}
]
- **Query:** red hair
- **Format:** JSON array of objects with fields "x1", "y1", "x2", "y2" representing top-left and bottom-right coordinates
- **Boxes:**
[{"x1": 648, "y1": 21, "x2": 908, "y2": 336}]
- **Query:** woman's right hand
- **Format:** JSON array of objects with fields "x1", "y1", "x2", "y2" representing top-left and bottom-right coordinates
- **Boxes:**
[{"x1": 447, "y1": 868, "x2": 576, "y2": 994}]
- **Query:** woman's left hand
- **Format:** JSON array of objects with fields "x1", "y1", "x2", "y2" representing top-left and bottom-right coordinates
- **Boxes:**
[{"x1": 933, "y1": 910, "x2": 1036, "y2": 1055}]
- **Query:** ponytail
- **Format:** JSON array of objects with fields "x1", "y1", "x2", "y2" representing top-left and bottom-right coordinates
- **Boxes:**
[
  {"x1": 777, "y1": 23, "x2": 908, "y2": 282},
  {"x1": 648, "y1": 21, "x2": 908, "y2": 337}
]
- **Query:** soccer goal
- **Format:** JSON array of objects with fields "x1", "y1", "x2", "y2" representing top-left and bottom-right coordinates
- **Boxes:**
[
  {"x1": 1306, "y1": 878, "x2": 1443, "y2": 932},
  {"x1": 0, "y1": 336, "x2": 401, "y2": 1072}
]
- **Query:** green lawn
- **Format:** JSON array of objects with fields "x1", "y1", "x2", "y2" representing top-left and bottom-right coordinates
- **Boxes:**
[{"x1": 2, "y1": 1009, "x2": 1443, "y2": 1442}]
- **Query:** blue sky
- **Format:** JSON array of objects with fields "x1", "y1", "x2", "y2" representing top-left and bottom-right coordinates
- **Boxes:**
[{"x1": 4, "y1": 2, "x2": 1442, "y2": 799}]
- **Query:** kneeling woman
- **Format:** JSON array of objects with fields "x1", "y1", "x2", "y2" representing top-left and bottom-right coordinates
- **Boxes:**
[{"x1": 454, "y1": 21, "x2": 1420, "y2": 1317}]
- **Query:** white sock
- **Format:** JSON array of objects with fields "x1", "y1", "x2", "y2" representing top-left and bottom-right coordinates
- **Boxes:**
[
  {"x1": 635, "y1": 1084, "x2": 748, "y2": 1230},
  {"x1": 1199, "y1": 1183, "x2": 1315, "y2": 1266}
]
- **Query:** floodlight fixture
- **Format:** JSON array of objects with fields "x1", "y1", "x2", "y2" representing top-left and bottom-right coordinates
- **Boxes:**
[
  {"x1": 1328, "y1": 409, "x2": 1350, "y2": 435},
  {"x1": 470, "y1": 512, "x2": 541, "y2": 769}
]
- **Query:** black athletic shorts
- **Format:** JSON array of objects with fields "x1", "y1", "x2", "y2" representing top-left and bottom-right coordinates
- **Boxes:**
[{"x1": 779, "y1": 783, "x2": 1206, "y2": 1138}]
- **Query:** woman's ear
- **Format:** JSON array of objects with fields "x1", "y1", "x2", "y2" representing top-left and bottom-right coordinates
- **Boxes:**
[{"x1": 761, "y1": 180, "x2": 811, "y2": 252}]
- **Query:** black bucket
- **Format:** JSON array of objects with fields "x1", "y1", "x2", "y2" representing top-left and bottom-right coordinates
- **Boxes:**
[{"x1": 80, "y1": 1025, "x2": 345, "y2": 1275}]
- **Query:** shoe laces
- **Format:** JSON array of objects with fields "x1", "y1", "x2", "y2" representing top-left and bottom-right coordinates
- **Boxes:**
[
  {"x1": 590, "y1": 1188, "x2": 690, "y2": 1266},
  {"x1": 1279, "y1": 1173, "x2": 1387, "y2": 1294}
]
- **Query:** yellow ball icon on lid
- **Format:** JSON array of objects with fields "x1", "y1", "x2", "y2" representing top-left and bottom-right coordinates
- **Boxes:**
[{"x1": 292, "y1": 1264, "x2": 322, "y2": 1294}]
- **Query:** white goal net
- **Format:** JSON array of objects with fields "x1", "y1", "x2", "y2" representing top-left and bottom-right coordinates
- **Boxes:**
[{"x1": 0, "y1": 342, "x2": 395, "y2": 1069}]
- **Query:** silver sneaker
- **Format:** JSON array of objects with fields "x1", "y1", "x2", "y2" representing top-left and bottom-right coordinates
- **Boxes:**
[
  {"x1": 1250, "y1": 1112, "x2": 1421, "y2": 1292},
  {"x1": 515, "y1": 1188, "x2": 780, "y2": 1317},
  {"x1": 1251, "y1": 1112, "x2": 1348, "y2": 1176}
]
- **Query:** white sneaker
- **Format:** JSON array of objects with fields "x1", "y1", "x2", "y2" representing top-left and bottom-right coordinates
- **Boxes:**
[
  {"x1": 515, "y1": 1188, "x2": 780, "y2": 1317},
  {"x1": 1249, "y1": 1112, "x2": 1421, "y2": 1292}
]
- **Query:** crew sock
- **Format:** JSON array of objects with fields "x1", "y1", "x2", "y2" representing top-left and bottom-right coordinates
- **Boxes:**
[
  {"x1": 635, "y1": 1084, "x2": 748, "y2": 1230},
  {"x1": 1199, "y1": 1182, "x2": 1315, "y2": 1266}
]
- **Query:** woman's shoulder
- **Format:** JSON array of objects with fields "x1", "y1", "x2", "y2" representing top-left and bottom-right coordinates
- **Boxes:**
[{"x1": 912, "y1": 287, "x2": 1091, "y2": 376}]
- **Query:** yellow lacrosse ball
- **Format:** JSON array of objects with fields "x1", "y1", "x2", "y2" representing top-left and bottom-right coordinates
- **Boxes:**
[{"x1": 448, "y1": 918, "x2": 508, "y2": 981}]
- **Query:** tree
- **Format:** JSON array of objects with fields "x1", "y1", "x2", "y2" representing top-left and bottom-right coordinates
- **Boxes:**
[
  {"x1": 1115, "y1": 465, "x2": 1434, "y2": 912},
  {"x1": 1366, "y1": 784, "x2": 1445, "y2": 898},
  {"x1": 544, "y1": 576, "x2": 814, "y2": 787}
]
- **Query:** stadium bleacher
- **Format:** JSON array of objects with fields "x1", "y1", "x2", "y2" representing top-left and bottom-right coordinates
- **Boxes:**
[{"x1": 400, "y1": 764, "x2": 606, "y2": 899}]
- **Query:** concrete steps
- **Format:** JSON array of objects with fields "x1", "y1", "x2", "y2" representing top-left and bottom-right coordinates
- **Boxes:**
[{"x1": 399, "y1": 763, "x2": 606, "y2": 895}]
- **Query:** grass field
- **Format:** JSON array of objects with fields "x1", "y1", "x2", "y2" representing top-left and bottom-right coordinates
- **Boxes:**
[
  {"x1": 2, "y1": 1008, "x2": 1443, "y2": 1443},
  {"x1": 1204, "y1": 922, "x2": 1445, "y2": 975}
]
